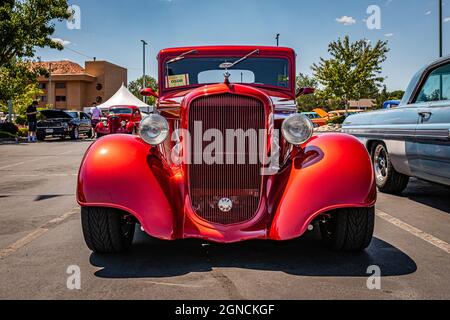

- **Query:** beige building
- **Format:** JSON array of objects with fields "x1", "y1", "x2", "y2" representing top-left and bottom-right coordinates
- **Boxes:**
[
  {"x1": 33, "y1": 60, "x2": 127, "y2": 111},
  {"x1": 348, "y1": 99, "x2": 376, "y2": 110}
]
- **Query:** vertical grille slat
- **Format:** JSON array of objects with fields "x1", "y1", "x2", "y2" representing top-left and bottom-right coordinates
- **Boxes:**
[{"x1": 188, "y1": 94, "x2": 265, "y2": 225}]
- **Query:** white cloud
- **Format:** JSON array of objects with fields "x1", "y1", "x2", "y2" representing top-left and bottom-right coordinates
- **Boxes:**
[
  {"x1": 384, "y1": 33, "x2": 395, "y2": 37},
  {"x1": 425, "y1": 11, "x2": 432, "y2": 15},
  {"x1": 51, "y1": 38, "x2": 71, "y2": 46},
  {"x1": 335, "y1": 16, "x2": 356, "y2": 26},
  {"x1": 445, "y1": 17, "x2": 450, "y2": 22}
]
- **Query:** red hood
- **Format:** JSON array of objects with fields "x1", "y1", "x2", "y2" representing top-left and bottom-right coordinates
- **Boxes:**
[{"x1": 157, "y1": 83, "x2": 296, "y2": 118}]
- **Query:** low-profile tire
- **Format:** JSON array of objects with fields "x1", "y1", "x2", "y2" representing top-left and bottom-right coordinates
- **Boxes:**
[
  {"x1": 81, "y1": 207, "x2": 135, "y2": 254},
  {"x1": 372, "y1": 142, "x2": 409, "y2": 194},
  {"x1": 36, "y1": 131, "x2": 46, "y2": 141},
  {"x1": 320, "y1": 207, "x2": 375, "y2": 252},
  {"x1": 70, "y1": 127, "x2": 80, "y2": 140}
]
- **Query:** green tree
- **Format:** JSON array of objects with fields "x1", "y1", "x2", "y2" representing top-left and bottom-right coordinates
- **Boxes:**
[
  {"x1": 0, "y1": 0, "x2": 70, "y2": 67},
  {"x1": 388, "y1": 90, "x2": 405, "y2": 100},
  {"x1": 295, "y1": 73, "x2": 325, "y2": 112},
  {"x1": 312, "y1": 36, "x2": 389, "y2": 110},
  {"x1": 128, "y1": 75, "x2": 158, "y2": 106},
  {"x1": 0, "y1": 0, "x2": 69, "y2": 111},
  {"x1": 373, "y1": 86, "x2": 406, "y2": 109}
]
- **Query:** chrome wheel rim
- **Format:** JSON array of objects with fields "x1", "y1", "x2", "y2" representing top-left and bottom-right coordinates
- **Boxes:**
[{"x1": 374, "y1": 145, "x2": 388, "y2": 183}]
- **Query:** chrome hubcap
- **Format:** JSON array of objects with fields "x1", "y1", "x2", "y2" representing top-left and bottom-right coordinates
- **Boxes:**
[{"x1": 374, "y1": 145, "x2": 388, "y2": 182}]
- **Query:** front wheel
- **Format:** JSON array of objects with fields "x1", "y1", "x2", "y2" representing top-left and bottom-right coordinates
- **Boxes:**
[
  {"x1": 81, "y1": 207, "x2": 136, "y2": 253},
  {"x1": 70, "y1": 127, "x2": 80, "y2": 140},
  {"x1": 372, "y1": 143, "x2": 409, "y2": 194},
  {"x1": 36, "y1": 131, "x2": 46, "y2": 141},
  {"x1": 320, "y1": 207, "x2": 375, "y2": 252}
]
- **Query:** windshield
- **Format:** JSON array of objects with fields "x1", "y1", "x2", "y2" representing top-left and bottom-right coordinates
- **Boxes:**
[
  {"x1": 110, "y1": 108, "x2": 133, "y2": 115},
  {"x1": 66, "y1": 112, "x2": 78, "y2": 118},
  {"x1": 165, "y1": 57, "x2": 290, "y2": 90}
]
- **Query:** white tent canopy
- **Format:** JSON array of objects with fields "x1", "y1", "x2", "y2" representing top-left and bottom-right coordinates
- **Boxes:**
[{"x1": 86, "y1": 84, "x2": 153, "y2": 113}]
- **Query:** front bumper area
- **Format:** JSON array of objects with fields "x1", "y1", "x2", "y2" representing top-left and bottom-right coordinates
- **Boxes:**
[{"x1": 77, "y1": 134, "x2": 376, "y2": 243}]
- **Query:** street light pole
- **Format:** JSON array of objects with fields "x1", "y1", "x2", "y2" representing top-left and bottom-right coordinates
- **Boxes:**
[
  {"x1": 439, "y1": 0, "x2": 443, "y2": 57},
  {"x1": 48, "y1": 62, "x2": 52, "y2": 108},
  {"x1": 141, "y1": 40, "x2": 148, "y2": 103}
]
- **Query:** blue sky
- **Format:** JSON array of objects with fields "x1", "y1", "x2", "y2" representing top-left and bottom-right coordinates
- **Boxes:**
[{"x1": 35, "y1": 0, "x2": 450, "y2": 91}]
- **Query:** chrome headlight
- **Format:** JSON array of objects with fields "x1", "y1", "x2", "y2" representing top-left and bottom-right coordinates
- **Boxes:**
[
  {"x1": 139, "y1": 114, "x2": 169, "y2": 146},
  {"x1": 281, "y1": 114, "x2": 314, "y2": 145},
  {"x1": 121, "y1": 120, "x2": 127, "y2": 127}
]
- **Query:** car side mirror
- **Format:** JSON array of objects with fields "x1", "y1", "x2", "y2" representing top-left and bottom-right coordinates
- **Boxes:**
[
  {"x1": 140, "y1": 88, "x2": 159, "y2": 98},
  {"x1": 296, "y1": 87, "x2": 315, "y2": 98}
]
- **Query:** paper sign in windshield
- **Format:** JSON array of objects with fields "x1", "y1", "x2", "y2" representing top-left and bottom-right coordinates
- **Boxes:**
[{"x1": 166, "y1": 74, "x2": 189, "y2": 88}]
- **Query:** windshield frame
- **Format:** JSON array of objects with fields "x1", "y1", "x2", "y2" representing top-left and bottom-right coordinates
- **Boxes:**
[
  {"x1": 159, "y1": 53, "x2": 295, "y2": 95},
  {"x1": 109, "y1": 107, "x2": 134, "y2": 115}
]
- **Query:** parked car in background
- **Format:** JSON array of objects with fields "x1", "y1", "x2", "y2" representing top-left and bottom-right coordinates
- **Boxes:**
[
  {"x1": 301, "y1": 112, "x2": 321, "y2": 127},
  {"x1": 37, "y1": 110, "x2": 92, "y2": 141},
  {"x1": 328, "y1": 109, "x2": 364, "y2": 118},
  {"x1": 343, "y1": 55, "x2": 450, "y2": 193},
  {"x1": 301, "y1": 111, "x2": 321, "y2": 120},
  {"x1": 383, "y1": 100, "x2": 401, "y2": 109},
  {"x1": 78, "y1": 45, "x2": 376, "y2": 255},
  {"x1": 95, "y1": 105, "x2": 142, "y2": 138}
]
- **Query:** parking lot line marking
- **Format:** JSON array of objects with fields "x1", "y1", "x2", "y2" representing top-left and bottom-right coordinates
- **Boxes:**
[
  {"x1": 144, "y1": 281, "x2": 203, "y2": 288},
  {"x1": 0, "y1": 159, "x2": 41, "y2": 170},
  {"x1": 0, "y1": 208, "x2": 79, "y2": 260},
  {"x1": 376, "y1": 209, "x2": 450, "y2": 255},
  {"x1": 2, "y1": 173, "x2": 78, "y2": 177}
]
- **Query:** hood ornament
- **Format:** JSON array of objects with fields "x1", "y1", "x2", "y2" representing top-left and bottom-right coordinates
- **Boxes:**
[{"x1": 219, "y1": 62, "x2": 233, "y2": 85}]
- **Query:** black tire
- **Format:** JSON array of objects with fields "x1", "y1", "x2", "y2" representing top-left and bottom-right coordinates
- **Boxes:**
[
  {"x1": 320, "y1": 207, "x2": 375, "y2": 252},
  {"x1": 372, "y1": 142, "x2": 409, "y2": 194},
  {"x1": 70, "y1": 127, "x2": 80, "y2": 140},
  {"x1": 86, "y1": 129, "x2": 93, "y2": 139},
  {"x1": 81, "y1": 207, "x2": 135, "y2": 254},
  {"x1": 36, "y1": 131, "x2": 45, "y2": 141}
]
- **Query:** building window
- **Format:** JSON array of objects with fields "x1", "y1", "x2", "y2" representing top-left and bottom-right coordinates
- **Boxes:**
[
  {"x1": 38, "y1": 96, "x2": 47, "y2": 103},
  {"x1": 55, "y1": 96, "x2": 66, "y2": 102},
  {"x1": 38, "y1": 83, "x2": 47, "y2": 90},
  {"x1": 55, "y1": 82, "x2": 66, "y2": 89}
]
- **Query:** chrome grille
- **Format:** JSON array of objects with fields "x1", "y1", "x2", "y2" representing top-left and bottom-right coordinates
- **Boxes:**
[{"x1": 188, "y1": 94, "x2": 265, "y2": 225}]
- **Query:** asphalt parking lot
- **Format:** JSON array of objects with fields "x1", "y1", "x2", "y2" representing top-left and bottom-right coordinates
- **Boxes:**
[{"x1": 0, "y1": 139, "x2": 449, "y2": 300}]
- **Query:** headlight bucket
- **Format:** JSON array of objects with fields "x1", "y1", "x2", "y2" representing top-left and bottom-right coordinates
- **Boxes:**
[
  {"x1": 139, "y1": 114, "x2": 169, "y2": 146},
  {"x1": 281, "y1": 114, "x2": 314, "y2": 145}
]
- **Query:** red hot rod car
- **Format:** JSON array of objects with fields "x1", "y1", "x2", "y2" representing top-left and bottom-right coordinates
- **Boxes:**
[
  {"x1": 95, "y1": 105, "x2": 142, "y2": 137},
  {"x1": 78, "y1": 46, "x2": 377, "y2": 254}
]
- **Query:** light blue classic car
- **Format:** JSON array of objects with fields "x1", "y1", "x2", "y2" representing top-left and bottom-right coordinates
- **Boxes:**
[{"x1": 343, "y1": 55, "x2": 450, "y2": 194}]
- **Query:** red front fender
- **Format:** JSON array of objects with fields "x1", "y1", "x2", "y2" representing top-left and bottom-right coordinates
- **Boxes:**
[
  {"x1": 269, "y1": 133, "x2": 377, "y2": 240},
  {"x1": 77, "y1": 135, "x2": 176, "y2": 240}
]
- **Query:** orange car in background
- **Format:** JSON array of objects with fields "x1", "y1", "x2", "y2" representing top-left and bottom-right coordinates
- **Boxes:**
[{"x1": 311, "y1": 108, "x2": 364, "y2": 127}]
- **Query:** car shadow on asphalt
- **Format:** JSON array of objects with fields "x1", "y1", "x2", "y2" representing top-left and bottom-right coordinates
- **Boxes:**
[
  {"x1": 402, "y1": 179, "x2": 450, "y2": 214},
  {"x1": 90, "y1": 229, "x2": 417, "y2": 279}
]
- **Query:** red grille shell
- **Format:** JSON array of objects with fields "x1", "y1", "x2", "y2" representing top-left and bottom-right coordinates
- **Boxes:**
[{"x1": 188, "y1": 94, "x2": 266, "y2": 225}]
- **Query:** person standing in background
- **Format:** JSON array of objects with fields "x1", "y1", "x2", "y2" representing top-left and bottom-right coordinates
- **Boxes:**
[
  {"x1": 26, "y1": 101, "x2": 38, "y2": 143},
  {"x1": 90, "y1": 102, "x2": 101, "y2": 138}
]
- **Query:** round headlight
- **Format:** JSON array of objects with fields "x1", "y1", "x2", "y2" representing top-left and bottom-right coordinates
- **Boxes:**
[
  {"x1": 281, "y1": 114, "x2": 314, "y2": 145},
  {"x1": 139, "y1": 114, "x2": 169, "y2": 146},
  {"x1": 121, "y1": 120, "x2": 127, "y2": 127}
]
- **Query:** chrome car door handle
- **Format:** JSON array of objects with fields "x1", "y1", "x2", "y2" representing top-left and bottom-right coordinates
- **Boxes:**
[{"x1": 419, "y1": 111, "x2": 432, "y2": 119}]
